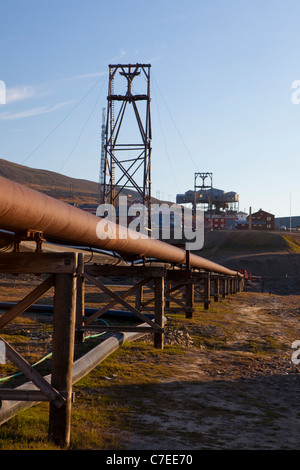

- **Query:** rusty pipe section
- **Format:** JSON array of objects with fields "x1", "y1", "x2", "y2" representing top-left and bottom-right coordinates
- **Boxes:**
[{"x1": 0, "y1": 175, "x2": 240, "y2": 276}]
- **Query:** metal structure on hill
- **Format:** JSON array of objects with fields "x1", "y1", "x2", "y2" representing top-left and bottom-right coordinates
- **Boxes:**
[{"x1": 102, "y1": 64, "x2": 152, "y2": 230}]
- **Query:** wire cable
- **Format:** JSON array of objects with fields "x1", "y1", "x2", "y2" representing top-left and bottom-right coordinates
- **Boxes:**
[
  {"x1": 21, "y1": 73, "x2": 108, "y2": 165},
  {"x1": 58, "y1": 77, "x2": 107, "y2": 172},
  {"x1": 152, "y1": 73, "x2": 198, "y2": 171},
  {"x1": 152, "y1": 83, "x2": 181, "y2": 194}
]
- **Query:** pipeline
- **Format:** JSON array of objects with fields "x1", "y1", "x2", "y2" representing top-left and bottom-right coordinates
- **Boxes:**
[
  {"x1": 0, "y1": 176, "x2": 240, "y2": 276},
  {"x1": 0, "y1": 301, "x2": 154, "y2": 321},
  {"x1": 0, "y1": 176, "x2": 243, "y2": 425}
]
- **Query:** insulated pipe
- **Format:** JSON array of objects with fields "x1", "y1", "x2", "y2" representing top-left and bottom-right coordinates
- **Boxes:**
[
  {"x1": 0, "y1": 326, "x2": 152, "y2": 425},
  {"x1": 0, "y1": 175, "x2": 240, "y2": 276}
]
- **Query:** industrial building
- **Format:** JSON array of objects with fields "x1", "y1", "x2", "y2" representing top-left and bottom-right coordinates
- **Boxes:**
[
  {"x1": 275, "y1": 216, "x2": 300, "y2": 230},
  {"x1": 176, "y1": 182, "x2": 240, "y2": 231},
  {"x1": 176, "y1": 187, "x2": 239, "y2": 212}
]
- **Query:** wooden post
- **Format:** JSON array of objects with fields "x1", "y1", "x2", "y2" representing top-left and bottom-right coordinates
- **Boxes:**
[
  {"x1": 204, "y1": 272, "x2": 210, "y2": 310},
  {"x1": 213, "y1": 277, "x2": 219, "y2": 302},
  {"x1": 222, "y1": 277, "x2": 226, "y2": 298},
  {"x1": 185, "y1": 282, "x2": 194, "y2": 318},
  {"x1": 48, "y1": 272, "x2": 76, "y2": 447},
  {"x1": 135, "y1": 285, "x2": 144, "y2": 310},
  {"x1": 225, "y1": 277, "x2": 229, "y2": 296},
  {"x1": 154, "y1": 276, "x2": 164, "y2": 349}
]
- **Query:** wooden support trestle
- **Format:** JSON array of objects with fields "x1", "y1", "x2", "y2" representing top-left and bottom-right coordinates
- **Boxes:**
[{"x1": 0, "y1": 249, "x2": 243, "y2": 448}]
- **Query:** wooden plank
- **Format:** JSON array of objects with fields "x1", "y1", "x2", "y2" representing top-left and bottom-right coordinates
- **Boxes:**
[
  {"x1": 0, "y1": 252, "x2": 78, "y2": 274},
  {"x1": 0, "y1": 389, "x2": 50, "y2": 402},
  {"x1": 0, "y1": 335, "x2": 65, "y2": 407},
  {"x1": 85, "y1": 264, "x2": 166, "y2": 278},
  {"x1": 83, "y1": 273, "x2": 161, "y2": 331},
  {"x1": 0, "y1": 275, "x2": 54, "y2": 330}
]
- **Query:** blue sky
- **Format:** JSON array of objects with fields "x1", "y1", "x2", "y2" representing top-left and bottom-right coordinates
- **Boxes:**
[{"x1": 1, "y1": 0, "x2": 300, "y2": 217}]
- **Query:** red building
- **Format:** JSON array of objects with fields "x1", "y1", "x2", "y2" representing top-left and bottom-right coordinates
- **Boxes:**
[
  {"x1": 249, "y1": 209, "x2": 275, "y2": 230},
  {"x1": 237, "y1": 209, "x2": 275, "y2": 230}
]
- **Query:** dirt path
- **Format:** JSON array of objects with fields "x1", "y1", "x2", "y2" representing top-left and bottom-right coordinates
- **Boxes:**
[{"x1": 120, "y1": 292, "x2": 300, "y2": 450}]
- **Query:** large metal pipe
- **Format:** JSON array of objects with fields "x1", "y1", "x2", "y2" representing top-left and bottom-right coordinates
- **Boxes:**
[
  {"x1": 0, "y1": 326, "x2": 151, "y2": 425},
  {"x1": 0, "y1": 175, "x2": 239, "y2": 276}
]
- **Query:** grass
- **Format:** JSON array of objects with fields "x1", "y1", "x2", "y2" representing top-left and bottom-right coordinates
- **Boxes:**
[
  {"x1": 0, "y1": 339, "x2": 185, "y2": 450},
  {"x1": 282, "y1": 235, "x2": 300, "y2": 252}
]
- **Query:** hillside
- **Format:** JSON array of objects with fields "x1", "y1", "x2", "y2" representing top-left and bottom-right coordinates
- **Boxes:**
[
  {"x1": 0, "y1": 158, "x2": 102, "y2": 204},
  {"x1": 0, "y1": 158, "x2": 158, "y2": 205},
  {"x1": 199, "y1": 229, "x2": 300, "y2": 257},
  {"x1": 197, "y1": 230, "x2": 300, "y2": 294}
]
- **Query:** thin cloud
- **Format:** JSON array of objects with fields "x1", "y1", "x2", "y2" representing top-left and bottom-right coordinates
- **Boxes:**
[
  {"x1": 104, "y1": 49, "x2": 127, "y2": 64},
  {"x1": 5, "y1": 84, "x2": 52, "y2": 104},
  {"x1": 54, "y1": 71, "x2": 107, "y2": 82},
  {"x1": 6, "y1": 85, "x2": 36, "y2": 103},
  {"x1": 0, "y1": 101, "x2": 71, "y2": 120}
]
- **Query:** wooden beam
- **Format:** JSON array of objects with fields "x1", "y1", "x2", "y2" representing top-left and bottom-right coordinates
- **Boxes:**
[
  {"x1": 0, "y1": 389, "x2": 51, "y2": 402},
  {"x1": 85, "y1": 264, "x2": 166, "y2": 278},
  {"x1": 0, "y1": 252, "x2": 78, "y2": 274}
]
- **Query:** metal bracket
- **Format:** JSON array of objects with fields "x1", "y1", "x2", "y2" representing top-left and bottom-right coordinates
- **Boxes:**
[{"x1": 13, "y1": 230, "x2": 45, "y2": 253}]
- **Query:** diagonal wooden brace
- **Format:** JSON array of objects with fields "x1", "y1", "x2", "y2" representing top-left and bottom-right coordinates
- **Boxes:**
[
  {"x1": 83, "y1": 273, "x2": 163, "y2": 332},
  {"x1": 84, "y1": 277, "x2": 150, "y2": 326},
  {"x1": 0, "y1": 275, "x2": 54, "y2": 331},
  {"x1": 0, "y1": 336, "x2": 66, "y2": 408}
]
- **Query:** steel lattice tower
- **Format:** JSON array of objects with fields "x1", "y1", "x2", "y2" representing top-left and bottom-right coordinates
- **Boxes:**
[
  {"x1": 193, "y1": 172, "x2": 213, "y2": 230},
  {"x1": 102, "y1": 64, "x2": 152, "y2": 229}
]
